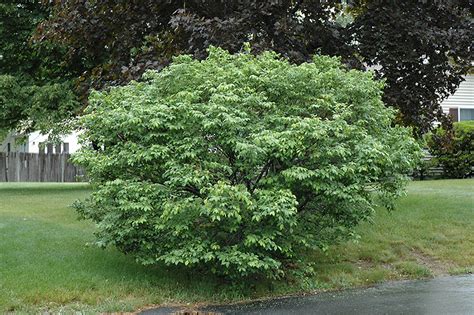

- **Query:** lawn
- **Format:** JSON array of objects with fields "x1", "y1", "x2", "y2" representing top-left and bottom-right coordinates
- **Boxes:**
[{"x1": 0, "y1": 180, "x2": 473, "y2": 313}]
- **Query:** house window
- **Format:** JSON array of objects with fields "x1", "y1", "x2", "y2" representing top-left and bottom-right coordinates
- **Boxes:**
[
  {"x1": 460, "y1": 108, "x2": 474, "y2": 121},
  {"x1": 63, "y1": 143, "x2": 69, "y2": 153},
  {"x1": 7, "y1": 143, "x2": 11, "y2": 153}
]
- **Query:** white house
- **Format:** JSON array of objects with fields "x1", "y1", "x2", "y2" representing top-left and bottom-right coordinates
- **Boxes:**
[
  {"x1": 441, "y1": 74, "x2": 474, "y2": 122},
  {"x1": 0, "y1": 131, "x2": 81, "y2": 154}
]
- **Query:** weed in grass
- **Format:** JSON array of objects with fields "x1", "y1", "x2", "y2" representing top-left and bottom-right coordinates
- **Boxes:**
[
  {"x1": 394, "y1": 262, "x2": 433, "y2": 278},
  {"x1": 448, "y1": 267, "x2": 473, "y2": 276}
]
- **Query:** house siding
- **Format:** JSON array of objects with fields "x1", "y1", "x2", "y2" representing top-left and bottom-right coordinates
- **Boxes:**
[{"x1": 441, "y1": 75, "x2": 474, "y2": 121}]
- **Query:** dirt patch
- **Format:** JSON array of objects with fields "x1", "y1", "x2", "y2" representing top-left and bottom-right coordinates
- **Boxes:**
[
  {"x1": 354, "y1": 259, "x2": 375, "y2": 269},
  {"x1": 410, "y1": 249, "x2": 456, "y2": 275}
]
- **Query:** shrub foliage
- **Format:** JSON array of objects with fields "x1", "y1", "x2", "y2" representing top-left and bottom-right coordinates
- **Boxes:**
[
  {"x1": 74, "y1": 48, "x2": 420, "y2": 279},
  {"x1": 428, "y1": 121, "x2": 474, "y2": 178}
]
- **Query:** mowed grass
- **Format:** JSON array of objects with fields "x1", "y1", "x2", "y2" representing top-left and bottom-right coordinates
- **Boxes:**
[
  {"x1": 306, "y1": 179, "x2": 474, "y2": 290},
  {"x1": 0, "y1": 179, "x2": 473, "y2": 312}
]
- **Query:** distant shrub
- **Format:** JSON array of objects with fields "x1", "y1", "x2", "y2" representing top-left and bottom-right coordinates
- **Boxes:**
[
  {"x1": 428, "y1": 120, "x2": 474, "y2": 178},
  {"x1": 413, "y1": 150, "x2": 438, "y2": 180},
  {"x1": 73, "y1": 47, "x2": 420, "y2": 279}
]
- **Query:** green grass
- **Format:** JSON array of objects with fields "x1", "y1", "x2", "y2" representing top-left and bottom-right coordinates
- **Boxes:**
[{"x1": 0, "y1": 179, "x2": 473, "y2": 312}]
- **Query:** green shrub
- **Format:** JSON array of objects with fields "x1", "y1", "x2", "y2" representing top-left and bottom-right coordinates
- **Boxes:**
[
  {"x1": 73, "y1": 47, "x2": 420, "y2": 279},
  {"x1": 428, "y1": 121, "x2": 474, "y2": 178}
]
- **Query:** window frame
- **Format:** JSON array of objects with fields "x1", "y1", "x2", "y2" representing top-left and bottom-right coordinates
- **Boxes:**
[{"x1": 458, "y1": 106, "x2": 474, "y2": 121}]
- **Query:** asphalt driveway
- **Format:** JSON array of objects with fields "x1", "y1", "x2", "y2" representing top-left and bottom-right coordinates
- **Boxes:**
[{"x1": 141, "y1": 275, "x2": 474, "y2": 315}]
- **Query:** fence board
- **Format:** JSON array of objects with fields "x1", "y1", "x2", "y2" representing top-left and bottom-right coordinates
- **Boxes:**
[
  {"x1": 0, "y1": 152, "x2": 85, "y2": 182},
  {"x1": 0, "y1": 154, "x2": 6, "y2": 182}
]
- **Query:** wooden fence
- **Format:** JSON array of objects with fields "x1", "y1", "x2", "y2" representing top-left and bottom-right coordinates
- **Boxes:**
[{"x1": 0, "y1": 152, "x2": 86, "y2": 182}]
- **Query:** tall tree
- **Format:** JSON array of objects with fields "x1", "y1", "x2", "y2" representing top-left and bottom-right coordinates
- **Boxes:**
[
  {"x1": 0, "y1": 0, "x2": 80, "y2": 134},
  {"x1": 20, "y1": 0, "x2": 474, "y2": 135},
  {"x1": 350, "y1": 0, "x2": 472, "y2": 135},
  {"x1": 35, "y1": 1, "x2": 354, "y2": 89}
]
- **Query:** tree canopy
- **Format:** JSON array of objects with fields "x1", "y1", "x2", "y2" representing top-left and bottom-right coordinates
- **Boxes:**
[
  {"x1": 352, "y1": 1, "x2": 472, "y2": 135},
  {"x1": 1, "y1": 0, "x2": 472, "y2": 135},
  {"x1": 0, "y1": 1, "x2": 79, "y2": 134}
]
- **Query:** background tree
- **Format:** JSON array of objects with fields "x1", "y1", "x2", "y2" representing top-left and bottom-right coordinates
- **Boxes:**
[
  {"x1": 0, "y1": 0, "x2": 80, "y2": 134},
  {"x1": 35, "y1": 1, "x2": 354, "y2": 89},
  {"x1": 1, "y1": 0, "x2": 469, "y2": 135},
  {"x1": 351, "y1": 1, "x2": 472, "y2": 136}
]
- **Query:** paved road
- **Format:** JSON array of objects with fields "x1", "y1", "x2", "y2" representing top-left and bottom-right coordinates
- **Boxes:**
[{"x1": 141, "y1": 275, "x2": 474, "y2": 315}]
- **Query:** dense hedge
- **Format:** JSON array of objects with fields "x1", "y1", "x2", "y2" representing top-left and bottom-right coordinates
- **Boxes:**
[
  {"x1": 73, "y1": 47, "x2": 420, "y2": 279},
  {"x1": 428, "y1": 120, "x2": 474, "y2": 178}
]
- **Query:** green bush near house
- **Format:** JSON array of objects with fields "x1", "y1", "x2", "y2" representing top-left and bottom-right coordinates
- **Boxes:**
[
  {"x1": 73, "y1": 47, "x2": 420, "y2": 280},
  {"x1": 428, "y1": 120, "x2": 474, "y2": 178}
]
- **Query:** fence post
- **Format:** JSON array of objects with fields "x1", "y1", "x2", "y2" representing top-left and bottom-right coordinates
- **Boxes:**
[
  {"x1": 15, "y1": 153, "x2": 20, "y2": 182},
  {"x1": 6, "y1": 152, "x2": 9, "y2": 182},
  {"x1": 0, "y1": 153, "x2": 7, "y2": 182}
]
